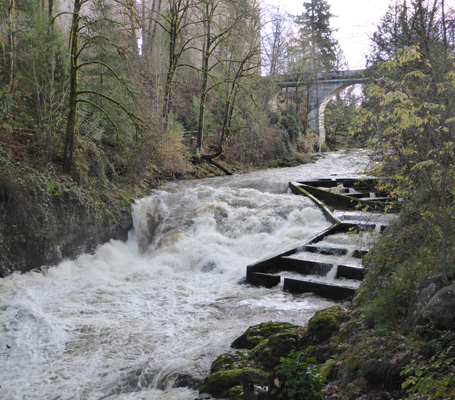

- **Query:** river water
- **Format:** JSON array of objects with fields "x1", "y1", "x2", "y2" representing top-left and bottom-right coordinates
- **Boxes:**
[{"x1": 0, "y1": 150, "x2": 370, "y2": 400}]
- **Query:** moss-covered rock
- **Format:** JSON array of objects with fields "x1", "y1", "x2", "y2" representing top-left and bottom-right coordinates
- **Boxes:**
[
  {"x1": 249, "y1": 329, "x2": 302, "y2": 370},
  {"x1": 320, "y1": 359, "x2": 338, "y2": 380},
  {"x1": 199, "y1": 367, "x2": 268, "y2": 397},
  {"x1": 307, "y1": 306, "x2": 348, "y2": 343},
  {"x1": 201, "y1": 323, "x2": 304, "y2": 397},
  {"x1": 210, "y1": 350, "x2": 250, "y2": 373},
  {"x1": 337, "y1": 320, "x2": 361, "y2": 342},
  {"x1": 231, "y1": 322, "x2": 301, "y2": 350},
  {"x1": 227, "y1": 385, "x2": 243, "y2": 399}
]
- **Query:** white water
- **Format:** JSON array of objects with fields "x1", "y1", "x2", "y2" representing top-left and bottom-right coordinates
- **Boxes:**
[{"x1": 0, "y1": 151, "x2": 369, "y2": 400}]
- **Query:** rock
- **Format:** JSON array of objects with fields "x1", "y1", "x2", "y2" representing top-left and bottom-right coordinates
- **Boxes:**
[
  {"x1": 199, "y1": 367, "x2": 269, "y2": 398},
  {"x1": 420, "y1": 283, "x2": 455, "y2": 331},
  {"x1": 362, "y1": 359, "x2": 389, "y2": 384},
  {"x1": 231, "y1": 322, "x2": 301, "y2": 350},
  {"x1": 210, "y1": 351, "x2": 249, "y2": 374},
  {"x1": 385, "y1": 360, "x2": 407, "y2": 391},
  {"x1": 249, "y1": 329, "x2": 302, "y2": 370},
  {"x1": 337, "y1": 320, "x2": 360, "y2": 342},
  {"x1": 306, "y1": 306, "x2": 348, "y2": 343},
  {"x1": 408, "y1": 275, "x2": 446, "y2": 326},
  {"x1": 172, "y1": 373, "x2": 201, "y2": 390},
  {"x1": 201, "y1": 323, "x2": 303, "y2": 397},
  {"x1": 320, "y1": 359, "x2": 339, "y2": 381}
]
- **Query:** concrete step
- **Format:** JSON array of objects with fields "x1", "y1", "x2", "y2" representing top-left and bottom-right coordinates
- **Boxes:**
[
  {"x1": 283, "y1": 278, "x2": 357, "y2": 300},
  {"x1": 337, "y1": 264, "x2": 365, "y2": 280},
  {"x1": 299, "y1": 245, "x2": 348, "y2": 256}
]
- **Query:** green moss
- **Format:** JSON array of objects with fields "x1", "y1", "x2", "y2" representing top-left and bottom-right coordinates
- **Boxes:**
[
  {"x1": 231, "y1": 322, "x2": 302, "y2": 349},
  {"x1": 320, "y1": 359, "x2": 338, "y2": 380},
  {"x1": 0, "y1": 154, "x2": 132, "y2": 277},
  {"x1": 337, "y1": 320, "x2": 360, "y2": 342},
  {"x1": 307, "y1": 306, "x2": 348, "y2": 342},
  {"x1": 199, "y1": 367, "x2": 268, "y2": 397},
  {"x1": 249, "y1": 329, "x2": 302, "y2": 370},
  {"x1": 227, "y1": 385, "x2": 243, "y2": 399},
  {"x1": 210, "y1": 350, "x2": 249, "y2": 373}
]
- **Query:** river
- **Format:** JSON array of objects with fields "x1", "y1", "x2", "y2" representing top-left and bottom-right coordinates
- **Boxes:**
[{"x1": 0, "y1": 150, "x2": 370, "y2": 400}]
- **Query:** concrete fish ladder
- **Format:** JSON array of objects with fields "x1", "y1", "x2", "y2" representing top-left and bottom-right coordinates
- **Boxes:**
[{"x1": 245, "y1": 179, "x2": 396, "y2": 301}]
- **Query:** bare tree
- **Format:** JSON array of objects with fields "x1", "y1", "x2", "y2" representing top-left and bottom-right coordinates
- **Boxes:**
[
  {"x1": 62, "y1": 0, "x2": 145, "y2": 173},
  {"x1": 261, "y1": 7, "x2": 292, "y2": 77}
]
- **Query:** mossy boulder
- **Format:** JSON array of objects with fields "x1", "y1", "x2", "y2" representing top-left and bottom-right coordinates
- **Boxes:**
[
  {"x1": 199, "y1": 367, "x2": 268, "y2": 397},
  {"x1": 307, "y1": 306, "x2": 348, "y2": 343},
  {"x1": 201, "y1": 323, "x2": 303, "y2": 397},
  {"x1": 231, "y1": 322, "x2": 301, "y2": 350},
  {"x1": 249, "y1": 329, "x2": 302, "y2": 370},
  {"x1": 210, "y1": 351, "x2": 250, "y2": 373},
  {"x1": 320, "y1": 359, "x2": 339, "y2": 380}
]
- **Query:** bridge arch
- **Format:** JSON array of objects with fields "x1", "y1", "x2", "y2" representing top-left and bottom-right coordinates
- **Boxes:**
[
  {"x1": 317, "y1": 80, "x2": 366, "y2": 149},
  {"x1": 275, "y1": 70, "x2": 370, "y2": 150}
]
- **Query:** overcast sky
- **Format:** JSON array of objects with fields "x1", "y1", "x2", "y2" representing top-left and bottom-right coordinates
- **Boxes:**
[{"x1": 265, "y1": 0, "x2": 392, "y2": 69}]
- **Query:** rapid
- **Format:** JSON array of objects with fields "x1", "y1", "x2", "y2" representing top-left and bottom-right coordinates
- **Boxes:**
[{"x1": 0, "y1": 150, "x2": 370, "y2": 400}]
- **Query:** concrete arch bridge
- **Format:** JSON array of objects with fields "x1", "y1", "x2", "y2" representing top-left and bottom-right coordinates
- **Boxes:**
[{"x1": 274, "y1": 69, "x2": 370, "y2": 150}]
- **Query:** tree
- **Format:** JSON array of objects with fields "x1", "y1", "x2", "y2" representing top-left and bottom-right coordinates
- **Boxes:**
[
  {"x1": 285, "y1": 0, "x2": 342, "y2": 131},
  {"x1": 62, "y1": 0, "x2": 146, "y2": 173},
  {"x1": 352, "y1": 0, "x2": 455, "y2": 282},
  {"x1": 151, "y1": 0, "x2": 196, "y2": 131},
  {"x1": 324, "y1": 86, "x2": 361, "y2": 147},
  {"x1": 5, "y1": 0, "x2": 15, "y2": 89},
  {"x1": 193, "y1": 0, "x2": 261, "y2": 162},
  {"x1": 261, "y1": 7, "x2": 292, "y2": 77},
  {"x1": 294, "y1": 0, "x2": 339, "y2": 73}
]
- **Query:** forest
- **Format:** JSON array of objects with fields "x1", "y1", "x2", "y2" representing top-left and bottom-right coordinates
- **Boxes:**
[{"x1": 2, "y1": 0, "x2": 455, "y2": 398}]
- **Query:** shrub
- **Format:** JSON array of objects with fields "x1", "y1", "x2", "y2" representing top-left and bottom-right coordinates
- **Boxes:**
[{"x1": 272, "y1": 349, "x2": 326, "y2": 400}]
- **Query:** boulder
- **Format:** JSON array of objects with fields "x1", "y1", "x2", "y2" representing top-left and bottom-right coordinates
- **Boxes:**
[
  {"x1": 249, "y1": 329, "x2": 302, "y2": 370},
  {"x1": 362, "y1": 359, "x2": 389, "y2": 384},
  {"x1": 199, "y1": 367, "x2": 269, "y2": 397},
  {"x1": 306, "y1": 306, "x2": 348, "y2": 343},
  {"x1": 200, "y1": 323, "x2": 303, "y2": 397},
  {"x1": 210, "y1": 351, "x2": 249, "y2": 374},
  {"x1": 173, "y1": 373, "x2": 201, "y2": 390},
  {"x1": 231, "y1": 322, "x2": 301, "y2": 350},
  {"x1": 408, "y1": 275, "x2": 446, "y2": 326},
  {"x1": 420, "y1": 283, "x2": 455, "y2": 331}
]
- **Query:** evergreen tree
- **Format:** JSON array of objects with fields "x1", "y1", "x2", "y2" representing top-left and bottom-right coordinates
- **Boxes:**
[{"x1": 294, "y1": 0, "x2": 339, "y2": 72}]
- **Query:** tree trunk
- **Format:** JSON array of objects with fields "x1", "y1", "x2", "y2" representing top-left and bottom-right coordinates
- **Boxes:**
[
  {"x1": 7, "y1": 0, "x2": 15, "y2": 90},
  {"x1": 196, "y1": 32, "x2": 210, "y2": 154},
  {"x1": 48, "y1": 0, "x2": 54, "y2": 32},
  {"x1": 162, "y1": 2, "x2": 179, "y2": 131},
  {"x1": 63, "y1": 0, "x2": 82, "y2": 173}
]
